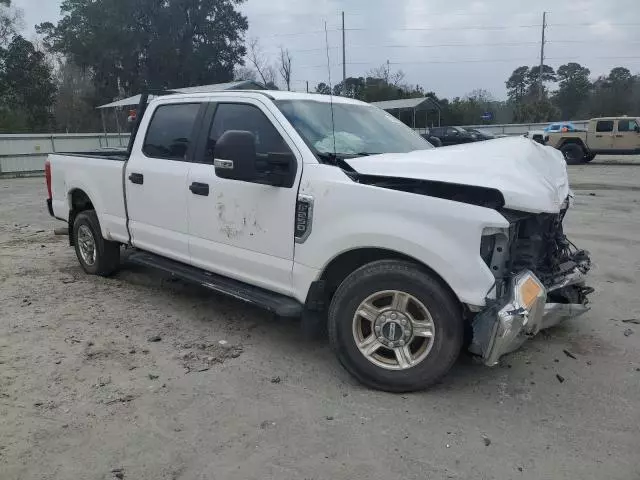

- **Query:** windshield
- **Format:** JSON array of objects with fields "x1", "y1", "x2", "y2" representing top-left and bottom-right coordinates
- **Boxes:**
[{"x1": 275, "y1": 99, "x2": 433, "y2": 158}]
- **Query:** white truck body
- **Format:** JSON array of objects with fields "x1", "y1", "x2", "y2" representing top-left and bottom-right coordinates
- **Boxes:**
[{"x1": 46, "y1": 90, "x2": 591, "y2": 391}]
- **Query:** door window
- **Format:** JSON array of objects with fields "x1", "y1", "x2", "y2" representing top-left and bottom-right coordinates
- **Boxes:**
[
  {"x1": 595, "y1": 120, "x2": 614, "y2": 133},
  {"x1": 142, "y1": 103, "x2": 201, "y2": 160},
  {"x1": 446, "y1": 127, "x2": 459, "y2": 136},
  {"x1": 618, "y1": 119, "x2": 639, "y2": 132},
  {"x1": 205, "y1": 103, "x2": 292, "y2": 162}
]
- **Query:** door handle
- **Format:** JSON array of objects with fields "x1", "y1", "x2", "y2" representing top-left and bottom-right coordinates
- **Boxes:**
[
  {"x1": 129, "y1": 173, "x2": 144, "y2": 184},
  {"x1": 189, "y1": 182, "x2": 209, "y2": 196}
]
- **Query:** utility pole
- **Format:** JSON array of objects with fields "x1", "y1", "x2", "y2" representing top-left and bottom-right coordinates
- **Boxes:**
[
  {"x1": 342, "y1": 11, "x2": 346, "y2": 83},
  {"x1": 306, "y1": 80, "x2": 309, "y2": 93},
  {"x1": 538, "y1": 11, "x2": 547, "y2": 100}
]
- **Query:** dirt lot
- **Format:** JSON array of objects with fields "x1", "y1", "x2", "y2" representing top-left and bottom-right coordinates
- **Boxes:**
[{"x1": 1, "y1": 161, "x2": 639, "y2": 480}]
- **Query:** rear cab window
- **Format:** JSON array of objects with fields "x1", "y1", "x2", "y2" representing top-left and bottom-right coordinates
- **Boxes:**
[
  {"x1": 617, "y1": 119, "x2": 639, "y2": 132},
  {"x1": 143, "y1": 103, "x2": 202, "y2": 160}
]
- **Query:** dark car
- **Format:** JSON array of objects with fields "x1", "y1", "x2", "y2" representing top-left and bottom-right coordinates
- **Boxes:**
[
  {"x1": 427, "y1": 126, "x2": 477, "y2": 146},
  {"x1": 466, "y1": 128, "x2": 501, "y2": 141}
]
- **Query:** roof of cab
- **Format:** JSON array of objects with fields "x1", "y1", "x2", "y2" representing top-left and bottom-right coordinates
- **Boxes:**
[{"x1": 151, "y1": 89, "x2": 367, "y2": 106}]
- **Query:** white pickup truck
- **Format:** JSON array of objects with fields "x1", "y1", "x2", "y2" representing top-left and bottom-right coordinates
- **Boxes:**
[{"x1": 45, "y1": 90, "x2": 592, "y2": 392}]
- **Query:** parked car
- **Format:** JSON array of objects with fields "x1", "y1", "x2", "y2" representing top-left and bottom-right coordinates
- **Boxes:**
[
  {"x1": 420, "y1": 133, "x2": 442, "y2": 147},
  {"x1": 466, "y1": 128, "x2": 502, "y2": 141},
  {"x1": 45, "y1": 90, "x2": 591, "y2": 392},
  {"x1": 426, "y1": 126, "x2": 477, "y2": 146},
  {"x1": 546, "y1": 116, "x2": 640, "y2": 164},
  {"x1": 544, "y1": 122, "x2": 579, "y2": 133}
]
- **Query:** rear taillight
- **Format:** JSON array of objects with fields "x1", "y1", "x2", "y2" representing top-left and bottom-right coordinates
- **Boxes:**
[{"x1": 45, "y1": 159, "x2": 52, "y2": 199}]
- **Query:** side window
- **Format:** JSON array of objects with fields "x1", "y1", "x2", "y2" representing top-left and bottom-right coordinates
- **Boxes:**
[
  {"x1": 618, "y1": 119, "x2": 638, "y2": 132},
  {"x1": 206, "y1": 103, "x2": 291, "y2": 162},
  {"x1": 446, "y1": 127, "x2": 458, "y2": 135},
  {"x1": 143, "y1": 103, "x2": 201, "y2": 160},
  {"x1": 596, "y1": 120, "x2": 614, "y2": 133}
]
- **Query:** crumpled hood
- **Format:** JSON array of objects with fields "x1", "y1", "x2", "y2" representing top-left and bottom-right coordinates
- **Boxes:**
[{"x1": 345, "y1": 136, "x2": 569, "y2": 213}]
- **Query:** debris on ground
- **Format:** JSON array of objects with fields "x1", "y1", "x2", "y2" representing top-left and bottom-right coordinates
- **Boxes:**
[
  {"x1": 148, "y1": 335, "x2": 162, "y2": 342},
  {"x1": 621, "y1": 318, "x2": 640, "y2": 325},
  {"x1": 148, "y1": 374, "x2": 159, "y2": 380},
  {"x1": 623, "y1": 328, "x2": 634, "y2": 337},
  {"x1": 482, "y1": 435, "x2": 491, "y2": 446},
  {"x1": 260, "y1": 420, "x2": 276, "y2": 429},
  {"x1": 105, "y1": 394, "x2": 136, "y2": 405},
  {"x1": 270, "y1": 376, "x2": 281, "y2": 384},
  {"x1": 326, "y1": 416, "x2": 334, "y2": 421},
  {"x1": 556, "y1": 374, "x2": 565, "y2": 383},
  {"x1": 563, "y1": 349, "x2": 577, "y2": 359},
  {"x1": 111, "y1": 467, "x2": 125, "y2": 479},
  {"x1": 181, "y1": 342, "x2": 243, "y2": 373}
]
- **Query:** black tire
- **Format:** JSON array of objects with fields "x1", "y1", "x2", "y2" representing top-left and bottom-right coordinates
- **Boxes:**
[
  {"x1": 327, "y1": 260, "x2": 463, "y2": 392},
  {"x1": 560, "y1": 143, "x2": 586, "y2": 165},
  {"x1": 72, "y1": 210, "x2": 120, "y2": 276},
  {"x1": 428, "y1": 136, "x2": 442, "y2": 147},
  {"x1": 584, "y1": 153, "x2": 596, "y2": 163}
]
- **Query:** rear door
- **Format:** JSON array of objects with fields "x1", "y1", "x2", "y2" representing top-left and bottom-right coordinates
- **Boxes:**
[
  {"x1": 125, "y1": 101, "x2": 204, "y2": 264},
  {"x1": 590, "y1": 120, "x2": 614, "y2": 151},
  {"x1": 186, "y1": 99, "x2": 302, "y2": 295},
  {"x1": 614, "y1": 118, "x2": 640, "y2": 153}
]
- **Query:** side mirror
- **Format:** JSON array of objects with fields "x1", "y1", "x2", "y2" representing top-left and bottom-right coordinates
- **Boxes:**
[
  {"x1": 213, "y1": 130, "x2": 297, "y2": 188},
  {"x1": 214, "y1": 130, "x2": 258, "y2": 182}
]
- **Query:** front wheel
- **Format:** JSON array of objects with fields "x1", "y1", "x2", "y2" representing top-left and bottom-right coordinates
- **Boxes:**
[
  {"x1": 328, "y1": 260, "x2": 463, "y2": 392},
  {"x1": 72, "y1": 210, "x2": 120, "y2": 276},
  {"x1": 560, "y1": 143, "x2": 586, "y2": 165}
]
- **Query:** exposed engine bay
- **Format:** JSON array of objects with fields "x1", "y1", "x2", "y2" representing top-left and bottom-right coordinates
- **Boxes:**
[{"x1": 471, "y1": 196, "x2": 592, "y2": 365}]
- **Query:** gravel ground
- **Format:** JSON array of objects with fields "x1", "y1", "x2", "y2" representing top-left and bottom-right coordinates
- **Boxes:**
[{"x1": 1, "y1": 163, "x2": 639, "y2": 480}]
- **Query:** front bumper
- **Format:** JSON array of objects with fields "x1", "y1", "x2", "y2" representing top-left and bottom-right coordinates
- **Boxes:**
[{"x1": 469, "y1": 263, "x2": 591, "y2": 366}]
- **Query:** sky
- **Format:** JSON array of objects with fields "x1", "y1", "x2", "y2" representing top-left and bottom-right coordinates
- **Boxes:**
[{"x1": 12, "y1": 0, "x2": 640, "y2": 99}]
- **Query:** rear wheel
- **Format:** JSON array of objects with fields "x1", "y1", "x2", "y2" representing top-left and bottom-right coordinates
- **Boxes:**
[
  {"x1": 72, "y1": 210, "x2": 120, "y2": 276},
  {"x1": 560, "y1": 143, "x2": 586, "y2": 165},
  {"x1": 328, "y1": 260, "x2": 463, "y2": 392}
]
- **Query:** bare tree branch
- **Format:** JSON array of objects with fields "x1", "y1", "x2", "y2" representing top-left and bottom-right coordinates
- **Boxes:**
[
  {"x1": 246, "y1": 38, "x2": 277, "y2": 87},
  {"x1": 278, "y1": 47, "x2": 292, "y2": 91}
]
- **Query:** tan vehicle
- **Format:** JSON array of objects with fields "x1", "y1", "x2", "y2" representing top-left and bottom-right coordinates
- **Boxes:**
[{"x1": 546, "y1": 117, "x2": 640, "y2": 164}]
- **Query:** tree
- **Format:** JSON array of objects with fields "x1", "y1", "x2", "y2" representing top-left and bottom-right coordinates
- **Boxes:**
[
  {"x1": 246, "y1": 38, "x2": 278, "y2": 89},
  {"x1": 315, "y1": 82, "x2": 331, "y2": 95},
  {"x1": 0, "y1": 35, "x2": 57, "y2": 132},
  {"x1": 527, "y1": 65, "x2": 556, "y2": 98},
  {"x1": 588, "y1": 67, "x2": 635, "y2": 116},
  {"x1": 37, "y1": 0, "x2": 248, "y2": 103},
  {"x1": 233, "y1": 65, "x2": 257, "y2": 82},
  {"x1": 506, "y1": 66, "x2": 529, "y2": 101},
  {"x1": 53, "y1": 59, "x2": 101, "y2": 133},
  {"x1": 553, "y1": 62, "x2": 591, "y2": 119},
  {"x1": 0, "y1": 0, "x2": 22, "y2": 46},
  {"x1": 278, "y1": 47, "x2": 292, "y2": 91}
]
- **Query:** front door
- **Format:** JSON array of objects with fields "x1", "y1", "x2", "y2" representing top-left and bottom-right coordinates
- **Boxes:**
[
  {"x1": 126, "y1": 101, "x2": 203, "y2": 264},
  {"x1": 591, "y1": 119, "x2": 615, "y2": 151},
  {"x1": 186, "y1": 100, "x2": 302, "y2": 295},
  {"x1": 614, "y1": 118, "x2": 640, "y2": 153}
]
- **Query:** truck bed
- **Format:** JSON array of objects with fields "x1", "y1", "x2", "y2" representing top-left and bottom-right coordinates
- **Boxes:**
[{"x1": 48, "y1": 152, "x2": 129, "y2": 243}]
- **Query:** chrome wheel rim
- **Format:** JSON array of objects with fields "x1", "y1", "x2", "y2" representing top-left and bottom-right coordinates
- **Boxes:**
[
  {"x1": 77, "y1": 225, "x2": 96, "y2": 266},
  {"x1": 352, "y1": 290, "x2": 435, "y2": 370}
]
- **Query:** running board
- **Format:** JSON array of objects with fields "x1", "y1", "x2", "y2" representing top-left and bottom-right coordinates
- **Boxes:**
[{"x1": 126, "y1": 251, "x2": 303, "y2": 317}]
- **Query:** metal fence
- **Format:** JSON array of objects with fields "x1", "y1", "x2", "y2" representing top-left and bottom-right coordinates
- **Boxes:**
[
  {"x1": 415, "y1": 120, "x2": 589, "y2": 136},
  {"x1": 0, "y1": 133, "x2": 130, "y2": 176},
  {"x1": 1, "y1": 121, "x2": 590, "y2": 175}
]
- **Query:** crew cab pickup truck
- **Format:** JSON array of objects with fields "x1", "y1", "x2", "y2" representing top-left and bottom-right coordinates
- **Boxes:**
[
  {"x1": 546, "y1": 116, "x2": 640, "y2": 164},
  {"x1": 45, "y1": 90, "x2": 592, "y2": 392}
]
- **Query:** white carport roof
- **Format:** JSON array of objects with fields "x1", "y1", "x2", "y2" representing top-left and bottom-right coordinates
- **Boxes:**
[{"x1": 371, "y1": 97, "x2": 441, "y2": 111}]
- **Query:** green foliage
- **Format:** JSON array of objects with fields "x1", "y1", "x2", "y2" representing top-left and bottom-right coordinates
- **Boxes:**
[
  {"x1": 0, "y1": 35, "x2": 56, "y2": 132},
  {"x1": 553, "y1": 62, "x2": 591, "y2": 119},
  {"x1": 37, "y1": 0, "x2": 249, "y2": 102}
]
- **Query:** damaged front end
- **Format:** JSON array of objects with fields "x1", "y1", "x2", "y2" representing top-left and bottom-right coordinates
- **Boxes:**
[{"x1": 469, "y1": 197, "x2": 592, "y2": 365}]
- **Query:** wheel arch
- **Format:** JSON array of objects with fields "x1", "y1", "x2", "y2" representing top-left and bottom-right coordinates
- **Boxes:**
[
  {"x1": 309, "y1": 247, "x2": 461, "y2": 309},
  {"x1": 67, "y1": 188, "x2": 95, "y2": 246},
  {"x1": 558, "y1": 137, "x2": 587, "y2": 150}
]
